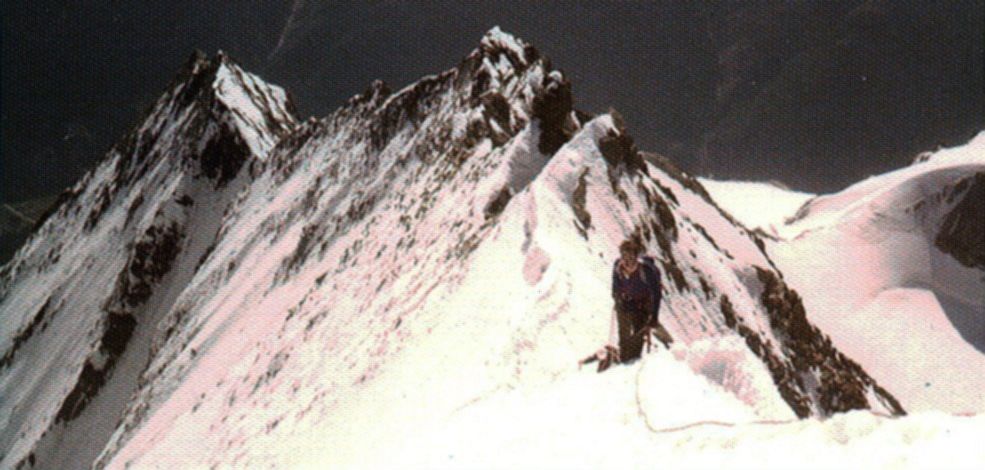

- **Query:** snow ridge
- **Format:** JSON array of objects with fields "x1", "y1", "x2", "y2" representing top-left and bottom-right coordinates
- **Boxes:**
[{"x1": 0, "y1": 29, "x2": 918, "y2": 469}]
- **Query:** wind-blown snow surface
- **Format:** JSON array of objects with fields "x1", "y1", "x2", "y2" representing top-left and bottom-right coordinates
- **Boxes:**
[
  {"x1": 0, "y1": 30, "x2": 945, "y2": 469},
  {"x1": 705, "y1": 133, "x2": 985, "y2": 414}
]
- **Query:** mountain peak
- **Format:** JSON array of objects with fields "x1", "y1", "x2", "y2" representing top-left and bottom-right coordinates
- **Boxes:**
[
  {"x1": 469, "y1": 26, "x2": 543, "y2": 81},
  {"x1": 479, "y1": 26, "x2": 539, "y2": 66},
  {"x1": 102, "y1": 50, "x2": 298, "y2": 190},
  {"x1": 169, "y1": 50, "x2": 295, "y2": 124},
  {"x1": 175, "y1": 50, "x2": 297, "y2": 149}
]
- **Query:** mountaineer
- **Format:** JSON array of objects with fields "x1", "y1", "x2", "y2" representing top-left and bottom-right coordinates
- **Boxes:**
[
  {"x1": 579, "y1": 239, "x2": 673, "y2": 372},
  {"x1": 580, "y1": 239, "x2": 673, "y2": 372}
]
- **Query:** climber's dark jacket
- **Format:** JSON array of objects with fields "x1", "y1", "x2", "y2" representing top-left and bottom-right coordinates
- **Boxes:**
[{"x1": 611, "y1": 256, "x2": 663, "y2": 361}]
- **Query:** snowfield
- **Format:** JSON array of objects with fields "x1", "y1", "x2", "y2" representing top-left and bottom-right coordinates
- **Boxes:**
[
  {"x1": 697, "y1": 178, "x2": 815, "y2": 235},
  {"x1": 0, "y1": 29, "x2": 981, "y2": 470},
  {"x1": 705, "y1": 133, "x2": 985, "y2": 414},
  {"x1": 380, "y1": 354, "x2": 985, "y2": 470}
]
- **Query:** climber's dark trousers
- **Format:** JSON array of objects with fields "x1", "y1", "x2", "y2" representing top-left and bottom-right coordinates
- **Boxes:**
[{"x1": 616, "y1": 299, "x2": 652, "y2": 363}]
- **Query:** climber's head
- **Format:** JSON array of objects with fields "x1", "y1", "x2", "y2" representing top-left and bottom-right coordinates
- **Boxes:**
[{"x1": 619, "y1": 239, "x2": 640, "y2": 267}]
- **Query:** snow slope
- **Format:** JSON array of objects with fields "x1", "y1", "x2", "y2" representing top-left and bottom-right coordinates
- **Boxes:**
[
  {"x1": 705, "y1": 133, "x2": 985, "y2": 414},
  {"x1": 698, "y1": 178, "x2": 814, "y2": 235},
  {"x1": 382, "y1": 354, "x2": 984, "y2": 470},
  {"x1": 0, "y1": 29, "x2": 929, "y2": 469}
]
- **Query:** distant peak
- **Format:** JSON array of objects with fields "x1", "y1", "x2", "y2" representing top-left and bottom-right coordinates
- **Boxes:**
[
  {"x1": 477, "y1": 26, "x2": 540, "y2": 70},
  {"x1": 107, "y1": 49, "x2": 297, "y2": 186},
  {"x1": 173, "y1": 50, "x2": 250, "y2": 95},
  {"x1": 172, "y1": 51, "x2": 227, "y2": 97},
  {"x1": 481, "y1": 26, "x2": 523, "y2": 50},
  {"x1": 168, "y1": 50, "x2": 296, "y2": 126}
]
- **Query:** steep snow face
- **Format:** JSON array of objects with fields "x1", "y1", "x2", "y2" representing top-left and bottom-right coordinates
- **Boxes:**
[
  {"x1": 0, "y1": 52, "x2": 296, "y2": 470},
  {"x1": 706, "y1": 133, "x2": 985, "y2": 413},
  {"x1": 92, "y1": 28, "x2": 586, "y2": 469},
  {"x1": 104, "y1": 102, "x2": 894, "y2": 470},
  {"x1": 3, "y1": 30, "x2": 904, "y2": 470}
]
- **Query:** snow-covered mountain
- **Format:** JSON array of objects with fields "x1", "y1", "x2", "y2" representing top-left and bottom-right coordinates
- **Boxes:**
[
  {"x1": 2, "y1": 29, "x2": 977, "y2": 469},
  {"x1": 703, "y1": 134, "x2": 985, "y2": 414},
  {"x1": 0, "y1": 50, "x2": 297, "y2": 469}
]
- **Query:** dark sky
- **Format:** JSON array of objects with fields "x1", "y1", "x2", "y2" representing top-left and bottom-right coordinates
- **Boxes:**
[
  {"x1": 3, "y1": 1, "x2": 983, "y2": 203},
  {"x1": 1, "y1": 1, "x2": 286, "y2": 202}
]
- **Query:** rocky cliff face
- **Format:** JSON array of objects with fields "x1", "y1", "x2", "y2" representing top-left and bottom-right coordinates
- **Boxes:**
[{"x1": 936, "y1": 172, "x2": 985, "y2": 271}]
